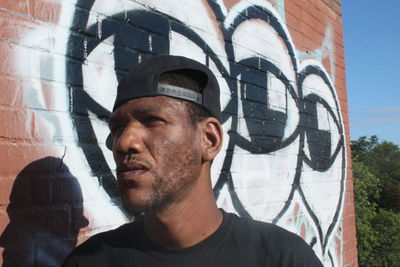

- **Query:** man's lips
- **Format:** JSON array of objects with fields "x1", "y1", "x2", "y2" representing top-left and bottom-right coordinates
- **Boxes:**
[
  {"x1": 116, "y1": 163, "x2": 150, "y2": 188},
  {"x1": 116, "y1": 160, "x2": 149, "y2": 174},
  {"x1": 118, "y1": 169, "x2": 148, "y2": 178},
  {"x1": 117, "y1": 167, "x2": 148, "y2": 175}
]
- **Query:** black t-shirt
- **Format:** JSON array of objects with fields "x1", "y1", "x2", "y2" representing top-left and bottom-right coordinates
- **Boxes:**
[{"x1": 63, "y1": 210, "x2": 323, "y2": 266}]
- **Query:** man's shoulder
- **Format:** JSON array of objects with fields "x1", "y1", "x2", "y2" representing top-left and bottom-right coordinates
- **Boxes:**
[
  {"x1": 64, "y1": 220, "x2": 141, "y2": 259},
  {"x1": 225, "y1": 211, "x2": 323, "y2": 266},
  {"x1": 228, "y1": 212, "x2": 303, "y2": 243}
]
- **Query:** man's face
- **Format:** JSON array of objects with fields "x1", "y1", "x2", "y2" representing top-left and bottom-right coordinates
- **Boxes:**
[{"x1": 108, "y1": 96, "x2": 203, "y2": 216}]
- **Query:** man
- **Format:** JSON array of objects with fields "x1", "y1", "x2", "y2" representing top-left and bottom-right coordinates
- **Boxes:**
[{"x1": 63, "y1": 55, "x2": 323, "y2": 266}]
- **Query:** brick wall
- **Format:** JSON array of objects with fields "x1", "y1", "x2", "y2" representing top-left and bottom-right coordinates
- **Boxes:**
[{"x1": 0, "y1": 0, "x2": 357, "y2": 265}]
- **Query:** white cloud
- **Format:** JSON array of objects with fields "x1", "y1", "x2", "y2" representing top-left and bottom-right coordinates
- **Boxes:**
[{"x1": 350, "y1": 106, "x2": 400, "y2": 126}]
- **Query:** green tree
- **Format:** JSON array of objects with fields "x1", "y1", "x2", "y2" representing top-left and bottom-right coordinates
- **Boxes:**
[
  {"x1": 352, "y1": 160, "x2": 380, "y2": 266},
  {"x1": 351, "y1": 136, "x2": 400, "y2": 267},
  {"x1": 367, "y1": 141, "x2": 400, "y2": 212},
  {"x1": 352, "y1": 136, "x2": 400, "y2": 212},
  {"x1": 373, "y1": 209, "x2": 400, "y2": 266}
]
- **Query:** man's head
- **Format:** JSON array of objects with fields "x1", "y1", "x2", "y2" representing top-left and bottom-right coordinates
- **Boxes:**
[
  {"x1": 107, "y1": 55, "x2": 223, "y2": 216},
  {"x1": 106, "y1": 55, "x2": 221, "y2": 149}
]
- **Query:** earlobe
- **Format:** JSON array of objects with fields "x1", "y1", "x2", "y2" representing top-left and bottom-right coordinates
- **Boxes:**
[{"x1": 201, "y1": 118, "x2": 223, "y2": 161}]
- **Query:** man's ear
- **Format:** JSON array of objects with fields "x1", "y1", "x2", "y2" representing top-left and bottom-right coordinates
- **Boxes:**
[{"x1": 200, "y1": 117, "x2": 223, "y2": 161}]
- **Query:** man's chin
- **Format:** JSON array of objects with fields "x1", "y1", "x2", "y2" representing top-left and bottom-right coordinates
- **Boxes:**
[
  {"x1": 122, "y1": 196, "x2": 173, "y2": 218},
  {"x1": 120, "y1": 190, "x2": 152, "y2": 216},
  {"x1": 121, "y1": 199, "x2": 149, "y2": 217}
]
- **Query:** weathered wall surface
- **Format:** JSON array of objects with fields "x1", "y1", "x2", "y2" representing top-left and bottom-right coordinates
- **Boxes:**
[{"x1": 0, "y1": 0, "x2": 357, "y2": 265}]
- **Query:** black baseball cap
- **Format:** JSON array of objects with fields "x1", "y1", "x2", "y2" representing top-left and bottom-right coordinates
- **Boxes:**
[{"x1": 106, "y1": 54, "x2": 221, "y2": 150}]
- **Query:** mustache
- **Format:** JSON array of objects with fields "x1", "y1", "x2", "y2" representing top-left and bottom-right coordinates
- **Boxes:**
[{"x1": 116, "y1": 156, "x2": 152, "y2": 174}]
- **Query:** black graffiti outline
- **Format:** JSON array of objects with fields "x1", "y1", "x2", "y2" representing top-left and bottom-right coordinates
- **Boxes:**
[
  {"x1": 66, "y1": 0, "x2": 346, "y2": 259},
  {"x1": 297, "y1": 65, "x2": 346, "y2": 254}
]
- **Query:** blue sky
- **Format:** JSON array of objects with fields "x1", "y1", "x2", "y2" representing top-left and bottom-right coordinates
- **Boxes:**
[{"x1": 342, "y1": 1, "x2": 400, "y2": 145}]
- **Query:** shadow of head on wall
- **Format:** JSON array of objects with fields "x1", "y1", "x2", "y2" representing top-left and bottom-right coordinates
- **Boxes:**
[{"x1": 0, "y1": 156, "x2": 89, "y2": 266}]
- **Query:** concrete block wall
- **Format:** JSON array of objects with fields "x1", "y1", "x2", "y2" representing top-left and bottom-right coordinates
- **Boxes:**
[{"x1": 0, "y1": 0, "x2": 357, "y2": 266}]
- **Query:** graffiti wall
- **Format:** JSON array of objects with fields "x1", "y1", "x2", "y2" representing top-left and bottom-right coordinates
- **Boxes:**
[{"x1": 0, "y1": 0, "x2": 357, "y2": 265}]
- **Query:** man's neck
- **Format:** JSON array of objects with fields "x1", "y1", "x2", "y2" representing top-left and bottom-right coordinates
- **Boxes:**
[{"x1": 142, "y1": 173, "x2": 223, "y2": 248}]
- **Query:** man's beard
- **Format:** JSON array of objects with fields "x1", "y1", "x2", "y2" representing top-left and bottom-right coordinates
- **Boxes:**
[
  {"x1": 125, "y1": 174, "x2": 175, "y2": 217},
  {"x1": 122, "y1": 163, "x2": 197, "y2": 218}
]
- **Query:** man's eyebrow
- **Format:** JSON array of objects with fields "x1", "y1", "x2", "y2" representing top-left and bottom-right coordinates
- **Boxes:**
[
  {"x1": 108, "y1": 105, "x2": 163, "y2": 126},
  {"x1": 133, "y1": 105, "x2": 162, "y2": 115}
]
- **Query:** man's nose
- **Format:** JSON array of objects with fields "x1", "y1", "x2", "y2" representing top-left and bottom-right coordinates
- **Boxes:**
[{"x1": 113, "y1": 124, "x2": 145, "y2": 154}]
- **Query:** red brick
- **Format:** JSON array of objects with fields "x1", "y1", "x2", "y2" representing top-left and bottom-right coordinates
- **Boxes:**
[
  {"x1": 0, "y1": 177, "x2": 14, "y2": 205},
  {"x1": 286, "y1": 12, "x2": 301, "y2": 30},
  {"x1": 0, "y1": 9, "x2": 41, "y2": 45},
  {"x1": 303, "y1": 36, "x2": 319, "y2": 50},
  {"x1": 314, "y1": 20, "x2": 327, "y2": 36},
  {"x1": 0, "y1": 74, "x2": 25, "y2": 108},
  {"x1": 324, "y1": 7, "x2": 335, "y2": 22},
  {"x1": 285, "y1": 1, "x2": 301, "y2": 18},
  {"x1": 343, "y1": 238, "x2": 357, "y2": 254},
  {"x1": 322, "y1": 55, "x2": 331, "y2": 74},
  {"x1": 331, "y1": 1, "x2": 342, "y2": 15},
  {"x1": 334, "y1": 31, "x2": 345, "y2": 48},
  {"x1": 288, "y1": 28, "x2": 305, "y2": 50},
  {"x1": 342, "y1": 212, "x2": 356, "y2": 227},
  {"x1": 344, "y1": 224, "x2": 357, "y2": 237},
  {"x1": 336, "y1": 67, "x2": 346, "y2": 81},
  {"x1": 315, "y1": 0, "x2": 327, "y2": 12},
  {"x1": 346, "y1": 178, "x2": 354, "y2": 193},
  {"x1": 223, "y1": 0, "x2": 242, "y2": 10},
  {"x1": 336, "y1": 79, "x2": 348, "y2": 95},
  {"x1": 0, "y1": 0, "x2": 29, "y2": 15},
  {"x1": 0, "y1": 41, "x2": 19, "y2": 76},
  {"x1": 309, "y1": 4, "x2": 324, "y2": 21},
  {"x1": 0, "y1": 207, "x2": 10, "y2": 227},
  {"x1": 0, "y1": 142, "x2": 61, "y2": 178},
  {"x1": 0, "y1": 109, "x2": 33, "y2": 140},
  {"x1": 336, "y1": 46, "x2": 345, "y2": 59},
  {"x1": 299, "y1": 0, "x2": 314, "y2": 14},
  {"x1": 335, "y1": 77, "x2": 346, "y2": 91},
  {"x1": 335, "y1": 22, "x2": 344, "y2": 38},
  {"x1": 28, "y1": 0, "x2": 61, "y2": 23},
  {"x1": 343, "y1": 247, "x2": 359, "y2": 266},
  {"x1": 343, "y1": 204, "x2": 356, "y2": 220},
  {"x1": 300, "y1": 21, "x2": 314, "y2": 38},
  {"x1": 339, "y1": 98, "x2": 349, "y2": 113},
  {"x1": 301, "y1": 9, "x2": 319, "y2": 30}
]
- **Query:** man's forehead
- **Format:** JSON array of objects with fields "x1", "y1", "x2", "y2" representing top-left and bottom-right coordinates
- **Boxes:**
[{"x1": 110, "y1": 96, "x2": 186, "y2": 120}]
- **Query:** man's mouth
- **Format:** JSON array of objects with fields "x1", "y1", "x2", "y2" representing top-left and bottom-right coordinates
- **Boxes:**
[
  {"x1": 117, "y1": 160, "x2": 149, "y2": 174},
  {"x1": 116, "y1": 163, "x2": 150, "y2": 188}
]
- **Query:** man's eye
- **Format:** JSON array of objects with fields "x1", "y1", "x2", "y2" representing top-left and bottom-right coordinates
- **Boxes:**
[{"x1": 143, "y1": 116, "x2": 165, "y2": 126}]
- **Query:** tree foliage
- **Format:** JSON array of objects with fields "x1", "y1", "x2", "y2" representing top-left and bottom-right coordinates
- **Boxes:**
[
  {"x1": 352, "y1": 160, "x2": 380, "y2": 265},
  {"x1": 351, "y1": 136, "x2": 400, "y2": 267}
]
